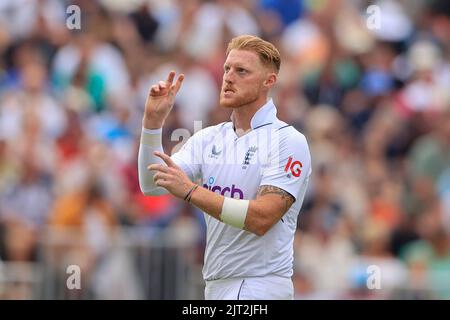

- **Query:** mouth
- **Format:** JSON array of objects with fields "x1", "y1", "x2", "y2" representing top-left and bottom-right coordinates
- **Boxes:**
[
  {"x1": 223, "y1": 87, "x2": 235, "y2": 94},
  {"x1": 222, "y1": 88, "x2": 236, "y2": 99}
]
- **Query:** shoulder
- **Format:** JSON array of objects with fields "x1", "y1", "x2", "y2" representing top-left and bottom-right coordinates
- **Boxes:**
[{"x1": 274, "y1": 120, "x2": 309, "y2": 148}]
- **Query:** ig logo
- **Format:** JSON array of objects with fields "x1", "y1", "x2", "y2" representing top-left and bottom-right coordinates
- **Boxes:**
[{"x1": 284, "y1": 156, "x2": 302, "y2": 178}]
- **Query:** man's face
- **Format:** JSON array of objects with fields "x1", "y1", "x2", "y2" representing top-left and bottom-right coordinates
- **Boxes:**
[{"x1": 220, "y1": 49, "x2": 273, "y2": 109}]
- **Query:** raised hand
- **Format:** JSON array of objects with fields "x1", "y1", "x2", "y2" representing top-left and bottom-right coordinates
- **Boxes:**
[{"x1": 143, "y1": 71, "x2": 184, "y2": 129}]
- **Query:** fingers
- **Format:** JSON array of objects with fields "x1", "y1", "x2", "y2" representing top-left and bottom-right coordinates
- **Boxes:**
[
  {"x1": 150, "y1": 84, "x2": 160, "y2": 95},
  {"x1": 153, "y1": 172, "x2": 171, "y2": 183},
  {"x1": 150, "y1": 81, "x2": 168, "y2": 95},
  {"x1": 158, "y1": 81, "x2": 167, "y2": 89},
  {"x1": 147, "y1": 163, "x2": 170, "y2": 173},
  {"x1": 170, "y1": 74, "x2": 184, "y2": 96},
  {"x1": 149, "y1": 71, "x2": 182, "y2": 97},
  {"x1": 155, "y1": 179, "x2": 170, "y2": 187},
  {"x1": 154, "y1": 151, "x2": 177, "y2": 168},
  {"x1": 166, "y1": 71, "x2": 176, "y2": 85}
]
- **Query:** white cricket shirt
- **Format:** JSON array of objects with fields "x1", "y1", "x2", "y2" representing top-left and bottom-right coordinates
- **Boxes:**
[{"x1": 171, "y1": 99, "x2": 311, "y2": 281}]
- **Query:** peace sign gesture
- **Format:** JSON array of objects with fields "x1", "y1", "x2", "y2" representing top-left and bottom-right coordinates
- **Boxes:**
[{"x1": 143, "y1": 71, "x2": 184, "y2": 129}]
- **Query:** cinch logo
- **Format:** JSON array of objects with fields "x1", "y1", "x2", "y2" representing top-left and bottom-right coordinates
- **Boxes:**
[
  {"x1": 284, "y1": 156, "x2": 302, "y2": 177},
  {"x1": 203, "y1": 179, "x2": 244, "y2": 199}
]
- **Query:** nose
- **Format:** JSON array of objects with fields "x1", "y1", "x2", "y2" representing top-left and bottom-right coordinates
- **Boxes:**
[{"x1": 223, "y1": 70, "x2": 234, "y2": 84}]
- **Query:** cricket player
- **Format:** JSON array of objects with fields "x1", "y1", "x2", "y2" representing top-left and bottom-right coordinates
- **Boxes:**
[{"x1": 138, "y1": 35, "x2": 311, "y2": 299}]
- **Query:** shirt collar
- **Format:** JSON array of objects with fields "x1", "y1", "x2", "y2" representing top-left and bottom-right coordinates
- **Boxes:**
[{"x1": 230, "y1": 98, "x2": 277, "y2": 130}]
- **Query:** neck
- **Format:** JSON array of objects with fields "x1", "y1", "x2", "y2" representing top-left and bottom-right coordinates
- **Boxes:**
[{"x1": 231, "y1": 96, "x2": 268, "y2": 136}]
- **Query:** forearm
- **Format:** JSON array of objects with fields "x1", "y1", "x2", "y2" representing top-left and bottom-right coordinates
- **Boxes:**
[
  {"x1": 188, "y1": 186, "x2": 224, "y2": 221},
  {"x1": 188, "y1": 186, "x2": 272, "y2": 235},
  {"x1": 243, "y1": 200, "x2": 274, "y2": 236},
  {"x1": 139, "y1": 70, "x2": 184, "y2": 195},
  {"x1": 142, "y1": 115, "x2": 164, "y2": 130},
  {"x1": 138, "y1": 127, "x2": 169, "y2": 195}
]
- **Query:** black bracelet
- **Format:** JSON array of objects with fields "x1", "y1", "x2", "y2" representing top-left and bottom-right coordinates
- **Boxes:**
[
  {"x1": 187, "y1": 188, "x2": 196, "y2": 202},
  {"x1": 184, "y1": 184, "x2": 198, "y2": 202},
  {"x1": 187, "y1": 185, "x2": 199, "y2": 202}
]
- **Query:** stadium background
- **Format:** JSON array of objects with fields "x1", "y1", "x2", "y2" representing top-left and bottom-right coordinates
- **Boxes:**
[{"x1": 0, "y1": 0, "x2": 449, "y2": 299}]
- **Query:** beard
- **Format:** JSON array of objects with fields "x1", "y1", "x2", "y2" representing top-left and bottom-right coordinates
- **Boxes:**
[{"x1": 219, "y1": 88, "x2": 259, "y2": 109}]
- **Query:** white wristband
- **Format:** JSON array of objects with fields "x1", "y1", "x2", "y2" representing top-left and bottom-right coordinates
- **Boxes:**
[
  {"x1": 140, "y1": 127, "x2": 162, "y2": 147},
  {"x1": 220, "y1": 197, "x2": 249, "y2": 229}
]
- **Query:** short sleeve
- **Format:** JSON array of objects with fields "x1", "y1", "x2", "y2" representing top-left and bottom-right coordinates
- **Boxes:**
[{"x1": 260, "y1": 129, "x2": 311, "y2": 201}]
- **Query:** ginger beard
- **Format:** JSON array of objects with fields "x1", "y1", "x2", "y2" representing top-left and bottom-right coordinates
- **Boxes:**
[{"x1": 219, "y1": 82, "x2": 261, "y2": 109}]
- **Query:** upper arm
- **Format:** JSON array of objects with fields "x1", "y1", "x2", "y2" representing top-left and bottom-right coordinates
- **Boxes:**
[
  {"x1": 245, "y1": 130, "x2": 311, "y2": 235},
  {"x1": 245, "y1": 185, "x2": 295, "y2": 236},
  {"x1": 256, "y1": 185, "x2": 295, "y2": 216}
]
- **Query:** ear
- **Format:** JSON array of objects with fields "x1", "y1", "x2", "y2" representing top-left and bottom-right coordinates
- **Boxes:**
[{"x1": 263, "y1": 73, "x2": 277, "y2": 89}]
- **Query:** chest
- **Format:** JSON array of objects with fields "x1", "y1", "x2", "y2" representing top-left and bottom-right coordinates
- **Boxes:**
[{"x1": 200, "y1": 131, "x2": 272, "y2": 199}]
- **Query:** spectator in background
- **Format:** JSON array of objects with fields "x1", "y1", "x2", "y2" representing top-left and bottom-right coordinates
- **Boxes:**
[
  {"x1": 0, "y1": 153, "x2": 53, "y2": 262},
  {"x1": 47, "y1": 178, "x2": 117, "y2": 298},
  {"x1": 0, "y1": 58, "x2": 67, "y2": 145},
  {"x1": 258, "y1": 0, "x2": 304, "y2": 29}
]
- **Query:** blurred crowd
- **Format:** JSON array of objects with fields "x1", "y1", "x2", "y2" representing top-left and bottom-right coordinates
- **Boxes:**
[{"x1": 0, "y1": 0, "x2": 450, "y2": 299}]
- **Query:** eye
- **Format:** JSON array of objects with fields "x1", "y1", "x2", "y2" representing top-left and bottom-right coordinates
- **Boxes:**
[
  {"x1": 224, "y1": 65, "x2": 230, "y2": 73},
  {"x1": 237, "y1": 68, "x2": 247, "y2": 74}
]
